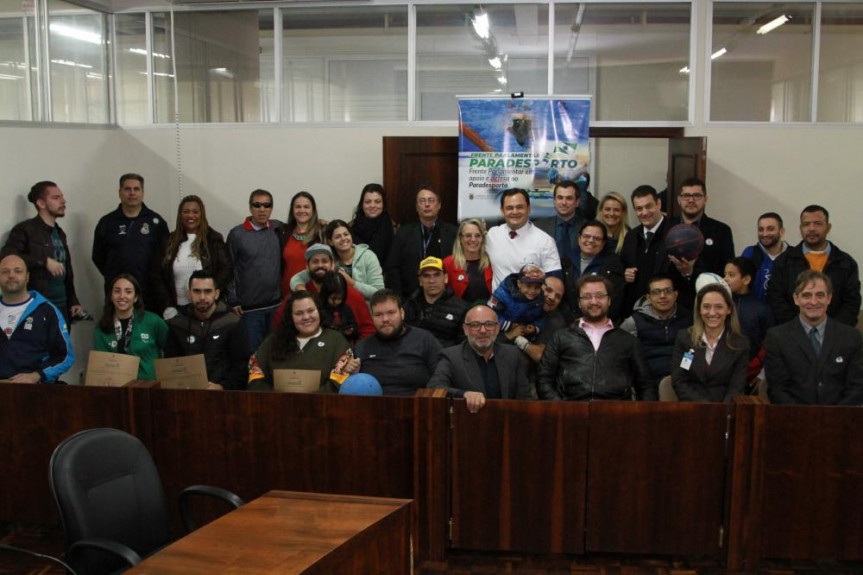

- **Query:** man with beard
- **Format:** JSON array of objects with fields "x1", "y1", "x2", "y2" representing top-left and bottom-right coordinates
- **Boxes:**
[
  {"x1": 2, "y1": 181, "x2": 81, "y2": 323},
  {"x1": 279, "y1": 243, "x2": 373, "y2": 339},
  {"x1": 740, "y1": 212, "x2": 788, "y2": 303},
  {"x1": 537, "y1": 275, "x2": 655, "y2": 401},
  {"x1": 767, "y1": 205, "x2": 860, "y2": 326},
  {"x1": 344, "y1": 289, "x2": 442, "y2": 396},
  {"x1": 0, "y1": 254, "x2": 74, "y2": 383},
  {"x1": 165, "y1": 271, "x2": 250, "y2": 390},
  {"x1": 669, "y1": 177, "x2": 735, "y2": 277},
  {"x1": 428, "y1": 305, "x2": 530, "y2": 412}
]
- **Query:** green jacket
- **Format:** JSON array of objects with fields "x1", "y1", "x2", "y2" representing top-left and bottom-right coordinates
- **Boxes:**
[
  {"x1": 93, "y1": 310, "x2": 168, "y2": 380},
  {"x1": 248, "y1": 328, "x2": 350, "y2": 393}
]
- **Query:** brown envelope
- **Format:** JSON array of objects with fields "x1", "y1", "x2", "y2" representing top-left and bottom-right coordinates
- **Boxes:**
[
  {"x1": 155, "y1": 355, "x2": 208, "y2": 390},
  {"x1": 85, "y1": 351, "x2": 140, "y2": 387},
  {"x1": 273, "y1": 369, "x2": 321, "y2": 393}
]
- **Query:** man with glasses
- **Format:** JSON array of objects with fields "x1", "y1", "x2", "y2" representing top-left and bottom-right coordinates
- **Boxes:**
[
  {"x1": 537, "y1": 276, "x2": 655, "y2": 401},
  {"x1": 225, "y1": 189, "x2": 283, "y2": 351},
  {"x1": 620, "y1": 275, "x2": 691, "y2": 390},
  {"x1": 764, "y1": 270, "x2": 863, "y2": 405},
  {"x1": 428, "y1": 304, "x2": 531, "y2": 412},
  {"x1": 92, "y1": 174, "x2": 169, "y2": 309},
  {"x1": 670, "y1": 177, "x2": 735, "y2": 277},
  {"x1": 386, "y1": 186, "x2": 458, "y2": 299},
  {"x1": 560, "y1": 220, "x2": 625, "y2": 322}
]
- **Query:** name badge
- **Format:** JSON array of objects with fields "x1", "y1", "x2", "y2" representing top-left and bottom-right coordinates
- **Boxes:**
[{"x1": 680, "y1": 349, "x2": 695, "y2": 371}]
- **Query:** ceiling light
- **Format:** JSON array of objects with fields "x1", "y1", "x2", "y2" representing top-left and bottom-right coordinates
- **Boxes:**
[
  {"x1": 711, "y1": 47, "x2": 727, "y2": 60},
  {"x1": 472, "y1": 12, "x2": 490, "y2": 40},
  {"x1": 757, "y1": 14, "x2": 790, "y2": 35},
  {"x1": 679, "y1": 66, "x2": 690, "y2": 75},
  {"x1": 50, "y1": 23, "x2": 102, "y2": 45},
  {"x1": 129, "y1": 48, "x2": 170, "y2": 59},
  {"x1": 0, "y1": 73, "x2": 22, "y2": 80},
  {"x1": 497, "y1": 75, "x2": 507, "y2": 85},
  {"x1": 51, "y1": 58, "x2": 93, "y2": 69},
  {"x1": 488, "y1": 56, "x2": 502, "y2": 69}
]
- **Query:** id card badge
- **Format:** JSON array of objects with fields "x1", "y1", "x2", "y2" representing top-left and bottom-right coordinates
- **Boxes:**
[{"x1": 680, "y1": 349, "x2": 695, "y2": 371}]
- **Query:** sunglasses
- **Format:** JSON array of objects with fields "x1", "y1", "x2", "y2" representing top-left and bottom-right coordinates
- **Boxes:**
[{"x1": 250, "y1": 202, "x2": 273, "y2": 209}]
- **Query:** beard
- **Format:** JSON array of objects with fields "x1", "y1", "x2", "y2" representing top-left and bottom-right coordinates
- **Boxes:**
[
  {"x1": 580, "y1": 305, "x2": 608, "y2": 323},
  {"x1": 376, "y1": 319, "x2": 406, "y2": 341}
]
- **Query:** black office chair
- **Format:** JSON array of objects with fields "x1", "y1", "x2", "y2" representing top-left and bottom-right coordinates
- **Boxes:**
[{"x1": 49, "y1": 428, "x2": 243, "y2": 575}]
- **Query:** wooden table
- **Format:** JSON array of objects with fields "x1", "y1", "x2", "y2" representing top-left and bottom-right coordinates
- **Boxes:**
[{"x1": 129, "y1": 491, "x2": 413, "y2": 574}]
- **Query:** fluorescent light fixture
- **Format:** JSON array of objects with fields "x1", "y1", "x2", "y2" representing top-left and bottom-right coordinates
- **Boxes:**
[
  {"x1": 679, "y1": 66, "x2": 690, "y2": 74},
  {"x1": 128, "y1": 48, "x2": 170, "y2": 59},
  {"x1": 757, "y1": 14, "x2": 790, "y2": 35},
  {"x1": 711, "y1": 47, "x2": 727, "y2": 60},
  {"x1": 488, "y1": 56, "x2": 502, "y2": 69},
  {"x1": 472, "y1": 12, "x2": 490, "y2": 40},
  {"x1": 497, "y1": 75, "x2": 507, "y2": 85},
  {"x1": 0, "y1": 73, "x2": 22, "y2": 80},
  {"x1": 51, "y1": 58, "x2": 93, "y2": 69},
  {"x1": 50, "y1": 23, "x2": 102, "y2": 45},
  {"x1": 149, "y1": 72, "x2": 175, "y2": 78}
]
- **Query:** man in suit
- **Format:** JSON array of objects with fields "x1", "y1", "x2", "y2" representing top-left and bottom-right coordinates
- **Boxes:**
[
  {"x1": 386, "y1": 186, "x2": 458, "y2": 299},
  {"x1": 428, "y1": 304, "x2": 531, "y2": 412},
  {"x1": 767, "y1": 205, "x2": 860, "y2": 326},
  {"x1": 764, "y1": 270, "x2": 863, "y2": 405},
  {"x1": 670, "y1": 177, "x2": 735, "y2": 277},
  {"x1": 534, "y1": 180, "x2": 585, "y2": 265}
]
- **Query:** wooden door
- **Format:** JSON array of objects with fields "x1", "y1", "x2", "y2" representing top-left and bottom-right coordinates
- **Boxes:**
[
  {"x1": 667, "y1": 136, "x2": 707, "y2": 219},
  {"x1": 382, "y1": 137, "x2": 459, "y2": 225}
]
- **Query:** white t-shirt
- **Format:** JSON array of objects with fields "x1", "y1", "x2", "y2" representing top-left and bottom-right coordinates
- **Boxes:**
[
  {"x1": 485, "y1": 222, "x2": 562, "y2": 289},
  {"x1": 173, "y1": 234, "x2": 203, "y2": 306},
  {"x1": 0, "y1": 297, "x2": 33, "y2": 338}
]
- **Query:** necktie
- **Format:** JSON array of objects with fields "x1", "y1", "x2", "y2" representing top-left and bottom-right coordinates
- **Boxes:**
[
  {"x1": 809, "y1": 327, "x2": 821, "y2": 356},
  {"x1": 509, "y1": 229, "x2": 518, "y2": 239},
  {"x1": 644, "y1": 231, "x2": 654, "y2": 253}
]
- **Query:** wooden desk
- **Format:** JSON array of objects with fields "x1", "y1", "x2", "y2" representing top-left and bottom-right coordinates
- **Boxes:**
[{"x1": 130, "y1": 491, "x2": 412, "y2": 574}]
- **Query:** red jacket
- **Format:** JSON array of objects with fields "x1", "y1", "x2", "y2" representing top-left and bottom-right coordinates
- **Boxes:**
[{"x1": 443, "y1": 255, "x2": 492, "y2": 299}]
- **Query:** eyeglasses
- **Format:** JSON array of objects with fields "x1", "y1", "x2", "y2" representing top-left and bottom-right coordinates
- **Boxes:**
[
  {"x1": 250, "y1": 202, "x2": 273, "y2": 208},
  {"x1": 649, "y1": 287, "x2": 675, "y2": 296},
  {"x1": 465, "y1": 321, "x2": 498, "y2": 331},
  {"x1": 461, "y1": 233, "x2": 483, "y2": 239},
  {"x1": 417, "y1": 198, "x2": 438, "y2": 205},
  {"x1": 579, "y1": 293, "x2": 608, "y2": 302},
  {"x1": 679, "y1": 193, "x2": 705, "y2": 200},
  {"x1": 580, "y1": 233, "x2": 605, "y2": 243}
]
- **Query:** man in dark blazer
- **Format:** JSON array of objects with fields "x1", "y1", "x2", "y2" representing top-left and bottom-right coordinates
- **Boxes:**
[
  {"x1": 764, "y1": 270, "x2": 863, "y2": 405},
  {"x1": 534, "y1": 180, "x2": 585, "y2": 265},
  {"x1": 428, "y1": 305, "x2": 531, "y2": 412},
  {"x1": 385, "y1": 186, "x2": 457, "y2": 299}
]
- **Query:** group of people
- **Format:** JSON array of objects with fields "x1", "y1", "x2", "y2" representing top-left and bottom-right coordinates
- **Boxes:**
[{"x1": 1, "y1": 175, "x2": 860, "y2": 408}]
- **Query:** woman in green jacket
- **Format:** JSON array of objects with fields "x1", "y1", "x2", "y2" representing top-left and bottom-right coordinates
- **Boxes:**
[{"x1": 93, "y1": 274, "x2": 168, "y2": 380}]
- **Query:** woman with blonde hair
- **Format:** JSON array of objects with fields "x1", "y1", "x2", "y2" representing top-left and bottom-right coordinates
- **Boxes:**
[
  {"x1": 598, "y1": 192, "x2": 630, "y2": 255},
  {"x1": 671, "y1": 282, "x2": 749, "y2": 403},
  {"x1": 443, "y1": 218, "x2": 492, "y2": 303}
]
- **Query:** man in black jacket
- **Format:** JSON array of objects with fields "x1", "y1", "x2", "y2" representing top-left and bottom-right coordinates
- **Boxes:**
[
  {"x1": 670, "y1": 177, "x2": 735, "y2": 277},
  {"x1": 767, "y1": 205, "x2": 860, "y2": 326},
  {"x1": 537, "y1": 275, "x2": 656, "y2": 401},
  {"x1": 165, "y1": 271, "x2": 250, "y2": 390},
  {"x1": 404, "y1": 256, "x2": 470, "y2": 348},
  {"x1": 1, "y1": 181, "x2": 81, "y2": 322},
  {"x1": 386, "y1": 186, "x2": 457, "y2": 298}
]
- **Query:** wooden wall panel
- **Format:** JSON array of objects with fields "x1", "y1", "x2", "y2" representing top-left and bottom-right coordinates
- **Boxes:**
[{"x1": 450, "y1": 400, "x2": 589, "y2": 553}]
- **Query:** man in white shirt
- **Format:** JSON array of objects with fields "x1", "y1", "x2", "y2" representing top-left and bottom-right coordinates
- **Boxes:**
[{"x1": 485, "y1": 188, "x2": 562, "y2": 290}]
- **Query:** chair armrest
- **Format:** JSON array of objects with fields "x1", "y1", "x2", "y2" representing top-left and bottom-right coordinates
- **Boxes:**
[
  {"x1": 68, "y1": 537, "x2": 142, "y2": 568},
  {"x1": 179, "y1": 485, "x2": 244, "y2": 532}
]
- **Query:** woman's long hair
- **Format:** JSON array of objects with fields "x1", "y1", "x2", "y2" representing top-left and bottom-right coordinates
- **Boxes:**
[
  {"x1": 451, "y1": 218, "x2": 489, "y2": 271},
  {"x1": 689, "y1": 284, "x2": 744, "y2": 349},
  {"x1": 98, "y1": 274, "x2": 145, "y2": 332},
  {"x1": 271, "y1": 291, "x2": 321, "y2": 361},
  {"x1": 325, "y1": 219, "x2": 353, "y2": 248},
  {"x1": 599, "y1": 192, "x2": 630, "y2": 255},
  {"x1": 163, "y1": 195, "x2": 211, "y2": 266},
  {"x1": 353, "y1": 183, "x2": 388, "y2": 220},
  {"x1": 284, "y1": 191, "x2": 323, "y2": 246}
]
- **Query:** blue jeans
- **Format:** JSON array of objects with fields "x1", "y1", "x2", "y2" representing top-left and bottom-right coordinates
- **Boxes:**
[{"x1": 241, "y1": 307, "x2": 277, "y2": 353}]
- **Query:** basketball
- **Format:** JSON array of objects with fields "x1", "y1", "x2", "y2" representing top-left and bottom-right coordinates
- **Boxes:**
[{"x1": 664, "y1": 224, "x2": 704, "y2": 261}]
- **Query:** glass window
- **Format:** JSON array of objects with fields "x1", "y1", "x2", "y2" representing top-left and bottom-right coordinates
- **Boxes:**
[
  {"x1": 818, "y1": 3, "x2": 863, "y2": 123},
  {"x1": 282, "y1": 7, "x2": 407, "y2": 122},
  {"x1": 114, "y1": 13, "x2": 148, "y2": 124},
  {"x1": 711, "y1": 3, "x2": 814, "y2": 122},
  {"x1": 152, "y1": 10, "x2": 271, "y2": 123},
  {"x1": 554, "y1": 3, "x2": 691, "y2": 122},
  {"x1": 416, "y1": 4, "x2": 549, "y2": 121},
  {"x1": 48, "y1": 0, "x2": 109, "y2": 123},
  {"x1": 0, "y1": 2, "x2": 34, "y2": 121}
]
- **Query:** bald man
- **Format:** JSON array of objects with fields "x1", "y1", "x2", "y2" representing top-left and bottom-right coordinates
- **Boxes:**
[
  {"x1": 0, "y1": 254, "x2": 74, "y2": 383},
  {"x1": 428, "y1": 305, "x2": 531, "y2": 412}
]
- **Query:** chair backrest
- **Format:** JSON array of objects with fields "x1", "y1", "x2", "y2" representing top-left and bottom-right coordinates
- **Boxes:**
[
  {"x1": 658, "y1": 376, "x2": 678, "y2": 402},
  {"x1": 49, "y1": 428, "x2": 170, "y2": 574}
]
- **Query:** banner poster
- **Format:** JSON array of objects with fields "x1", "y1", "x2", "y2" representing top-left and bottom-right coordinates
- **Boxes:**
[{"x1": 457, "y1": 97, "x2": 591, "y2": 222}]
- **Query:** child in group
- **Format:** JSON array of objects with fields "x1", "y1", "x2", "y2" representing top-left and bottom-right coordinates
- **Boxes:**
[
  {"x1": 724, "y1": 257, "x2": 775, "y2": 391},
  {"x1": 319, "y1": 272, "x2": 359, "y2": 344},
  {"x1": 488, "y1": 264, "x2": 546, "y2": 333}
]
